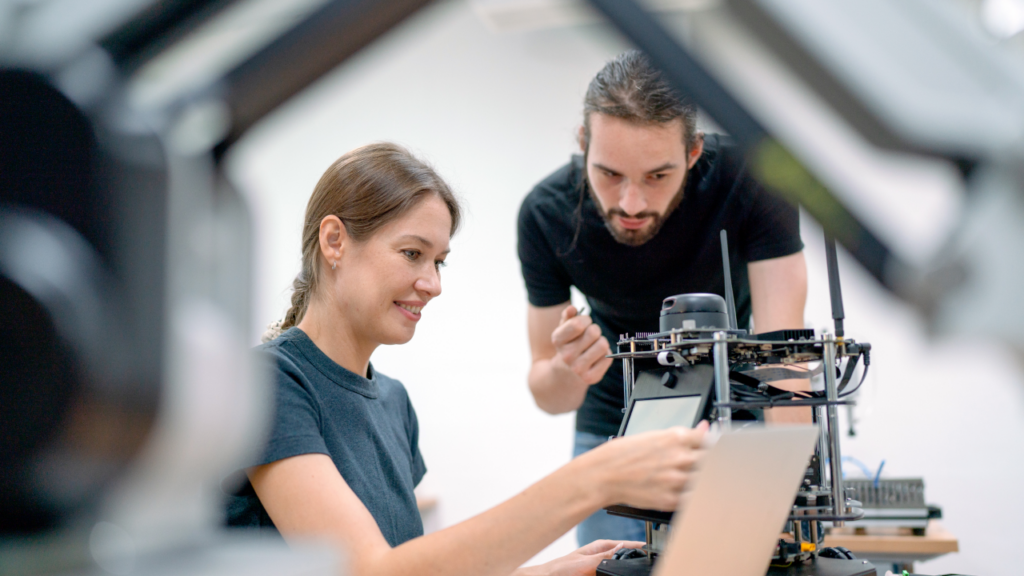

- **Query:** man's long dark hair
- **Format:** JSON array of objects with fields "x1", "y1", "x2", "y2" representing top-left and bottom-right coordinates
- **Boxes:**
[{"x1": 581, "y1": 50, "x2": 700, "y2": 154}]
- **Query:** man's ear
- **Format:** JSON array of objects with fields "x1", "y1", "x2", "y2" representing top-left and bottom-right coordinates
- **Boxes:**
[
  {"x1": 319, "y1": 215, "x2": 348, "y2": 270},
  {"x1": 686, "y1": 132, "x2": 705, "y2": 170},
  {"x1": 577, "y1": 125, "x2": 587, "y2": 153}
]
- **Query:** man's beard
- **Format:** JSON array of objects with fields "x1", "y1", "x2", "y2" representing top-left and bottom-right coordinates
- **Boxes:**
[{"x1": 589, "y1": 180, "x2": 687, "y2": 247}]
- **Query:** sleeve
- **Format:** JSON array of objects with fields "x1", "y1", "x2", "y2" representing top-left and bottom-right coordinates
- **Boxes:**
[
  {"x1": 740, "y1": 182, "x2": 804, "y2": 263},
  {"x1": 253, "y1": 349, "x2": 330, "y2": 467},
  {"x1": 405, "y1": 397, "x2": 427, "y2": 486},
  {"x1": 517, "y1": 193, "x2": 573, "y2": 307}
]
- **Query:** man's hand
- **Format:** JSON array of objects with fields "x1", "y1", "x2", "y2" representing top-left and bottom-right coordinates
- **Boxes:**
[
  {"x1": 527, "y1": 303, "x2": 613, "y2": 414},
  {"x1": 551, "y1": 306, "x2": 613, "y2": 386},
  {"x1": 515, "y1": 540, "x2": 644, "y2": 576}
]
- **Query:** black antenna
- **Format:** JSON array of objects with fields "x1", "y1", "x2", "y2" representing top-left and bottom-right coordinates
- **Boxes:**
[
  {"x1": 824, "y1": 232, "x2": 845, "y2": 338},
  {"x1": 720, "y1": 229, "x2": 738, "y2": 330}
]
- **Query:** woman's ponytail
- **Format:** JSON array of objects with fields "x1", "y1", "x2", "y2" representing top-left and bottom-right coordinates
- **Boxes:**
[
  {"x1": 261, "y1": 273, "x2": 311, "y2": 343},
  {"x1": 282, "y1": 272, "x2": 311, "y2": 330}
]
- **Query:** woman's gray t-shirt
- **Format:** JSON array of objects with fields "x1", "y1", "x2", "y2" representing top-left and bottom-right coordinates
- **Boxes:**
[{"x1": 226, "y1": 328, "x2": 426, "y2": 547}]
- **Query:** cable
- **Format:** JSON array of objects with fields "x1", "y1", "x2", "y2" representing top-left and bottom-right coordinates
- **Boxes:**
[
  {"x1": 836, "y1": 354, "x2": 860, "y2": 393},
  {"x1": 841, "y1": 456, "x2": 875, "y2": 479},
  {"x1": 839, "y1": 364, "x2": 869, "y2": 398},
  {"x1": 874, "y1": 460, "x2": 886, "y2": 488}
]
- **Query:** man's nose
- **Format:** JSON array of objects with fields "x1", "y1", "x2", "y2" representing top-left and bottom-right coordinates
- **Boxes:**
[{"x1": 619, "y1": 182, "x2": 647, "y2": 216}]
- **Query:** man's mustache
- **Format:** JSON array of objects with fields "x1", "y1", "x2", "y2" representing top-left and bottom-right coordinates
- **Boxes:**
[{"x1": 606, "y1": 208, "x2": 661, "y2": 221}]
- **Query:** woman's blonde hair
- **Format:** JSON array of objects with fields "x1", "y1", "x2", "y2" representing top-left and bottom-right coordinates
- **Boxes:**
[{"x1": 263, "y1": 143, "x2": 460, "y2": 343}]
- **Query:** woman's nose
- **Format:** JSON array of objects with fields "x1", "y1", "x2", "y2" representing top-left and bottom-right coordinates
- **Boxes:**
[{"x1": 414, "y1": 267, "x2": 441, "y2": 298}]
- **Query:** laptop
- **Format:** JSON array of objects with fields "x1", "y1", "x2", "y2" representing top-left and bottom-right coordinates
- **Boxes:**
[{"x1": 652, "y1": 426, "x2": 820, "y2": 576}]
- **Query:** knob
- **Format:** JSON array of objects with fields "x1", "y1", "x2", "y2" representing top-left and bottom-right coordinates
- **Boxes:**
[{"x1": 661, "y1": 372, "x2": 677, "y2": 388}]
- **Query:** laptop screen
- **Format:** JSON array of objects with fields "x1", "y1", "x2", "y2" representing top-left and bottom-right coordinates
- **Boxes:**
[{"x1": 624, "y1": 395, "x2": 702, "y2": 436}]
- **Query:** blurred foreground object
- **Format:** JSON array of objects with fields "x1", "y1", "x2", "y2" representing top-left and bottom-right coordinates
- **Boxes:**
[
  {"x1": 586, "y1": 0, "x2": 1024, "y2": 355},
  {"x1": 0, "y1": 0, "x2": 432, "y2": 573}
]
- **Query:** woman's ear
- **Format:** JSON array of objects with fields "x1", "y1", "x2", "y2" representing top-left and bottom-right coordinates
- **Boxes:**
[
  {"x1": 577, "y1": 125, "x2": 587, "y2": 153},
  {"x1": 319, "y1": 215, "x2": 347, "y2": 270}
]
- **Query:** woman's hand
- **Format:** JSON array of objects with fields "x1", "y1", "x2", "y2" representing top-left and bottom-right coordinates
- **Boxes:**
[
  {"x1": 514, "y1": 540, "x2": 644, "y2": 576},
  {"x1": 580, "y1": 421, "x2": 709, "y2": 512}
]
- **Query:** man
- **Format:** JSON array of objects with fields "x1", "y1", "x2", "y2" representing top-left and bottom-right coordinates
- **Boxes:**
[{"x1": 517, "y1": 51, "x2": 808, "y2": 545}]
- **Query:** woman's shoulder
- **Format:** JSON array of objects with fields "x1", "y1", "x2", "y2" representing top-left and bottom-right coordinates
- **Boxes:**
[
  {"x1": 370, "y1": 367, "x2": 414, "y2": 403},
  {"x1": 253, "y1": 328, "x2": 314, "y2": 383},
  {"x1": 255, "y1": 328, "x2": 295, "y2": 357},
  {"x1": 256, "y1": 326, "x2": 311, "y2": 353},
  {"x1": 371, "y1": 367, "x2": 406, "y2": 392}
]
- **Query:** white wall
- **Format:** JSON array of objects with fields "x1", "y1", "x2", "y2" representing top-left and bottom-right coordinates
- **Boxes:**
[{"x1": 227, "y1": 1, "x2": 1024, "y2": 572}]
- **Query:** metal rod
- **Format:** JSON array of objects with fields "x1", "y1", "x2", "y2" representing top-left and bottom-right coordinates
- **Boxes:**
[
  {"x1": 787, "y1": 512, "x2": 863, "y2": 522},
  {"x1": 823, "y1": 333, "x2": 845, "y2": 526},
  {"x1": 624, "y1": 340, "x2": 636, "y2": 408},
  {"x1": 716, "y1": 399, "x2": 855, "y2": 409},
  {"x1": 713, "y1": 331, "x2": 731, "y2": 428},
  {"x1": 623, "y1": 357, "x2": 633, "y2": 408},
  {"x1": 824, "y1": 233, "x2": 846, "y2": 338},
  {"x1": 815, "y1": 406, "x2": 829, "y2": 489},
  {"x1": 720, "y1": 230, "x2": 738, "y2": 330}
]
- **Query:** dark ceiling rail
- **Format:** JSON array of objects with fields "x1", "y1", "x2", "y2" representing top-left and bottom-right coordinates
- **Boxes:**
[
  {"x1": 214, "y1": 0, "x2": 435, "y2": 154},
  {"x1": 99, "y1": 0, "x2": 241, "y2": 73}
]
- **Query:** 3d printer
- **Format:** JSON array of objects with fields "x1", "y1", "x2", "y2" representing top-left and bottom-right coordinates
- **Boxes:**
[{"x1": 596, "y1": 231, "x2": 874, "y2": 576}]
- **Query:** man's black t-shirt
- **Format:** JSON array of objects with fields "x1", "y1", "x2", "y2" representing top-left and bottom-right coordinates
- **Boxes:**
[
  {"x1": 226, "y1": 328, "x2": 426, "y2": 547},
  {"x1": 517, "y1": 134, "x2": 803, "y2": 437}
]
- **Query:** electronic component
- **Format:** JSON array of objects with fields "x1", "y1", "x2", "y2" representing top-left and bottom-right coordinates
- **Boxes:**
[{"x1": 845, "y1": 478, "x2": 938, "y2": 532}]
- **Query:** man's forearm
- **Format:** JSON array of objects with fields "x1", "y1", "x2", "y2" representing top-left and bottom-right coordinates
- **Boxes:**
[
  {"x1": 528, "y1": 359, "x2": 590, "y2": 415},
  {"x1": 763, "y1": 377, "x2": 813, "y2": 424}
]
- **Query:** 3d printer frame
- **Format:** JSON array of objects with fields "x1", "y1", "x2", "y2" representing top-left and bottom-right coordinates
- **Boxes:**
[{"x1": 601, "y1": 232, "x2": 870, "y2": 572}]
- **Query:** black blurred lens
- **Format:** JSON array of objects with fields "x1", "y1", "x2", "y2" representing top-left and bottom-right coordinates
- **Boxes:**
[{"x1": 0, "y1": 276, "x2": 81, "y2": 534}]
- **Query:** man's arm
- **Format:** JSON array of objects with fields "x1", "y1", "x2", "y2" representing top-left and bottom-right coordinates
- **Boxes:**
[
  {"x1": 748, "y1": 251, "x2": 810, "y2": 424},
  {"x1": 527, "y1": 302, "x2": 613, "y2": 414}
]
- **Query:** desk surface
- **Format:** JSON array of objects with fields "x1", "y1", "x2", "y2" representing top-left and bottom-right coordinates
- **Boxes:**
[{"x1": 824, "y1": 520, "x2": 958, "y2": 560}]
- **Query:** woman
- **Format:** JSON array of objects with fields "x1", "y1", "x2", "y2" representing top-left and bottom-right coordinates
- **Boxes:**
[{"x1": 228, "y1": 143, "x2": 706, "y2": 576}]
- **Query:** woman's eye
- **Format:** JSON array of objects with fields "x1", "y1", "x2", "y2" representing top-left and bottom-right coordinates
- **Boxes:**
[
  {"x1": 403, "y1": 249, "x2": 420, "y2": 261},
  {"x1": 649, "y1": 173, "x2": 668, "y2": 181},
  {"x1": 435, "y1": 260, "x2": 447, "y2": 270}
]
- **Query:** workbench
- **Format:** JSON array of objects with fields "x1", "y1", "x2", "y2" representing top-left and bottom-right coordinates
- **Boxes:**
[{"x1": 824, "y1": 520, "x2": 959, "y2": 573}]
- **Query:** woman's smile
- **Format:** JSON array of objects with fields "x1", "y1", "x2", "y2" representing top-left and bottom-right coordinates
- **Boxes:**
[{"x1": 395, "y1": 300, "x2": 425, "y2": 321}]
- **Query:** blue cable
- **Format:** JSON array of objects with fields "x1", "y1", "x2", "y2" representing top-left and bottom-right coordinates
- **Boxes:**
[
  {"x1": 873, "y1": 460, "x2": 886, "y2": 488},
  {"x1": 840, "y1": 456, "x2": 875, "y2": 479}
]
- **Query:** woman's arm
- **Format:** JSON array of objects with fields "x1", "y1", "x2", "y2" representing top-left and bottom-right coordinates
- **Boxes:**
[{"x1": 249, "y1": 425, "x2": 705, "y2": 576}]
